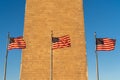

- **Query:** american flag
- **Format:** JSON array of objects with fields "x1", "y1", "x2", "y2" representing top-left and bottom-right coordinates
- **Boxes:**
[
  {"x1": 96, "y1": 38, "x2": 116, "y2": 51},
  {"x1": 8, "y1": 36, "x2": 26, "y2": 50},
  {"x1": 52, "y1": 35, "x2": 71, "y2": 49}
]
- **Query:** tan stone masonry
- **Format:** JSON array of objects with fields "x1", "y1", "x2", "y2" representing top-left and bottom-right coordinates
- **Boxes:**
[{"x1": 20, "y1": 0, "x2": 88, "y2": 80}]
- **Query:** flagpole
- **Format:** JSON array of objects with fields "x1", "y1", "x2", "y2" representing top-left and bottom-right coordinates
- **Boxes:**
[
  {"x1": 50, "y1": 31, "x2": 53, "y2": 80},
  {"x1": 94, "y1": 32, "x2": 99, "y2": 80},
  {"x1": 4, "y1": 32, "x2": 10, "y2": 80}
]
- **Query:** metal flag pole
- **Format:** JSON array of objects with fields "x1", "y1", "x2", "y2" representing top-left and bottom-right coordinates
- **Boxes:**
[
  {"x1": 4, "y1": 32, "x2": 10, "y2": 80},
  {"x1": 94, "y1": 32, "x2": 99, "y2": 80},
  {"x1": 50, "y1": 31, "x2": 53, "y2": 80}
]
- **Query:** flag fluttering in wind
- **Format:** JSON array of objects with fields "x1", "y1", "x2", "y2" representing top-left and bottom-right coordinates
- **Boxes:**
[
  {"x1": 52, "y1": 35, "x2": 71, "y2": 49},
  {"x1": 96, "y1": 38, "x2": 116, "y2": 51},
  {"x1": 8, "y1": 36, "x2": 26, "y2": 50}
]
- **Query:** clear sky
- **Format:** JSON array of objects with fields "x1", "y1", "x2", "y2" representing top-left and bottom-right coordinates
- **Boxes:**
[
  {"x1": 0, "y1": 0, "x2": 120, "y2": 80},
  {"x1": 84, "y1": 0, "x2": 120, "y2": 80},
  {"x1": 0, "y1": 0, "x2": 26, "y2": 80}
]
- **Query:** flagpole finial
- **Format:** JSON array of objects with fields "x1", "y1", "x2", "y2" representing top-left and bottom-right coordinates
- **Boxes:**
[{"x1": 94, "y1": 32, "x2": 96, "y2": 35}]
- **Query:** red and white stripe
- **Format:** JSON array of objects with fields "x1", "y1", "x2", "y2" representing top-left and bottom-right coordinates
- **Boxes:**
[
  {"x1": 8, "y1": 36, "x2": 26, "y2": 50},
  {"x1": 96, "y1": 38, "x2": 116, "y2": 51},
  {"x1": 52, "y1": 35, "x2": 71, "y2": 49}
]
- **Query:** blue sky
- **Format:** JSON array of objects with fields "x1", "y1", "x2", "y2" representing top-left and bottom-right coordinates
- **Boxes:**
[
  {"x1": 84, "y1": 0, "x2": 120, "y2": 80},
  {"x1": 0, "y1": 0, "x2": 120, "y2": 80},
  {"x1": 0, "y1": 0, "x2": 25, "y2": 80}
]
